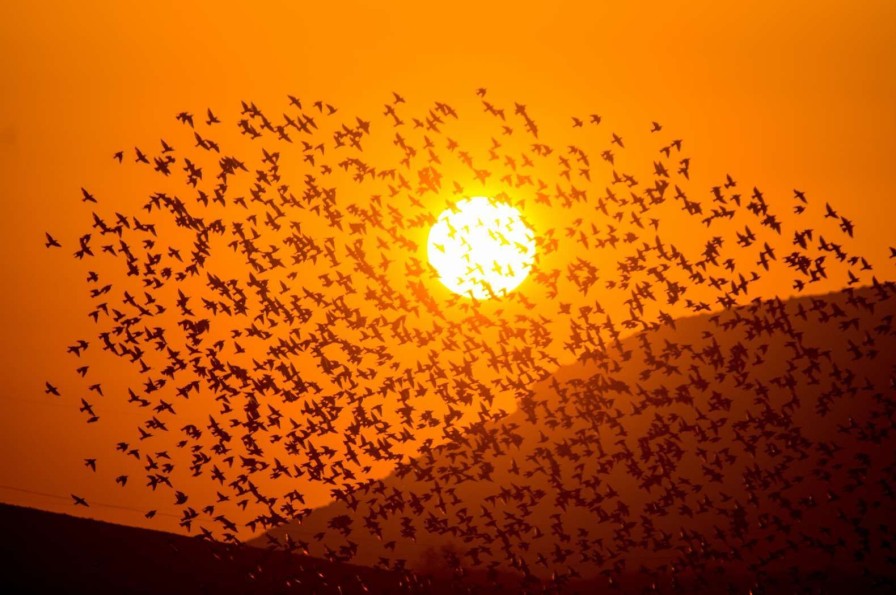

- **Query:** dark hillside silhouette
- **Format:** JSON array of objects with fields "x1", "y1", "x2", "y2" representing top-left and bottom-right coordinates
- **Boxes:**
[
  {"x1": 258, "y1": 285, "x2": 896, "y2": 593},
  {"x1": 0, "y1": 503, "x2": 425, "y2": 594}
]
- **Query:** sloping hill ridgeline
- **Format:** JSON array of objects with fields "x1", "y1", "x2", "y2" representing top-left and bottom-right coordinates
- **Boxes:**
[{"x1": 257, "y1": 284, "x2": 896, "y2": 593}]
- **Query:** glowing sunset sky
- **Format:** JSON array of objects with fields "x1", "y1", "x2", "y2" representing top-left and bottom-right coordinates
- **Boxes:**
[{"x1": 0, "y1": 0, "x2": 894, "y2": 535}]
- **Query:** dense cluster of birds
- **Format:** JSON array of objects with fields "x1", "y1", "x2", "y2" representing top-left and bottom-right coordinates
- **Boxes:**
[{"x1": 43, "y1": 89, "x2": 896, "y2": 592}]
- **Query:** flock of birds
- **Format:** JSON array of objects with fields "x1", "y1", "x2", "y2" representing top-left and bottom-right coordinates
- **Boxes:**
[{"x1": 42, "y1": 89, "x2": 896, "y2": 593}]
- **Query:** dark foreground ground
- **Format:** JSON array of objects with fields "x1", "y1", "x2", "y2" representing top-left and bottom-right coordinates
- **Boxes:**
[
  {"x1": 0, "y1": 503, "x2": 423, "y2": 594},
  {"x1": 1, "y1": 503, "x2": 895, "y2": 594}
]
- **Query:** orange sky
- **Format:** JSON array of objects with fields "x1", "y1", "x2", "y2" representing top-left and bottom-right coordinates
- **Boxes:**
[{"x1": 1, "y1": 0, "x2": 895, "y2": 535}]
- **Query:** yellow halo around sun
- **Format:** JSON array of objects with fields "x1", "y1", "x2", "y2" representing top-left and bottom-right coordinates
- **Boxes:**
[{"x1": 427, "y1": 196, "x2": 536, "y2": 300}]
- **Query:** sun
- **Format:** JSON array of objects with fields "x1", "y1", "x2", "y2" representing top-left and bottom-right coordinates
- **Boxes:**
[{"x1": 427, "y1": 196, "x2": 536, "y2": 300}]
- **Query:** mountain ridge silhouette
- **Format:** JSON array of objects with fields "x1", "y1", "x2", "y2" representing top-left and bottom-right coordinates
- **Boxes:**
[{"x1": 252, "y1": 283, "x2": 896, "y2": 592}]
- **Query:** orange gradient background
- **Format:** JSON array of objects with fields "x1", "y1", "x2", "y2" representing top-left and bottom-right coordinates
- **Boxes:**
[{"x1": 1, "y1": 0, "x2": 895, "y2": 535}]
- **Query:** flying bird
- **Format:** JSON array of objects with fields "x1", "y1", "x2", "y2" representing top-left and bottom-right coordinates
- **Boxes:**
[{"x1": 80, "y1": 188, "x2": 97, "y2": 203}]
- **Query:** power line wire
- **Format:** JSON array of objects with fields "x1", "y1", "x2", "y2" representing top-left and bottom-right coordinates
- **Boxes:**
[{"x1": 0, "y1": 483, "x2": 179, "y2": 518}]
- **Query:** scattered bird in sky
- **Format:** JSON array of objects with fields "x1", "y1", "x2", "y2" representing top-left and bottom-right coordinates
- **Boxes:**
[
  {"x1": 134, "y1": 147, "x2": 149, "y2": 164},
  {"x1": 80, "y1": 188, "x2": 97, "y2": 203}
]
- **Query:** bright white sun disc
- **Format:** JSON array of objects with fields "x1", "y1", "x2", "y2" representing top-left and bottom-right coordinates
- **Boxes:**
[{"x1": 427, "y1": 196, "x2": 536, "y2": 299}]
